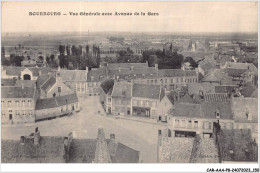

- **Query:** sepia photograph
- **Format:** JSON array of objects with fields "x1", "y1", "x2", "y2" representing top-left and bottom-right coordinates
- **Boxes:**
[{"x1": 0, "y1": 1, "x2": 259, "y2": 172}]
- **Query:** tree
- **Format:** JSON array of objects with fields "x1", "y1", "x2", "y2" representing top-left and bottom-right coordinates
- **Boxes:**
[
  {"x1": 50, "y1": 54, "x2": 55, "y2": 61},
  {"x1": 59, "y1": 45, "x2": 65, "y2": 55},
  {"x1": 184, "y1": 57, "x2": 198, "y2": 68},
  {"x1": 38, "y1": 56, "x2": 44, "y2": 62},
  {"x1": 46, "y1": 56, "x2": 50, "y2": 63}
]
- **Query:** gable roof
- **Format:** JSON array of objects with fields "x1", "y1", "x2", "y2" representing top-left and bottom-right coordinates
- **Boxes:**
[
  {"x1": 1, "y1": 78, "x2": 16, "y2": 86},
  {"x1": 188, "y1": 83, "x2": 216, "y2": 95},
  {"x1": 15, "y1": 80, "x2": 36, "y2": 87},
  {"x1": 100, "y1": 79, "x2": 114, "y2": 95},
  {"x1": 59, "y1": 70, "x2": 87, "y2": 82},
  {"x1": 202, "y1": 69, "x2": 234, "y2": 85},
  {"x1": 132, "y1": 83, "x2": 163, "y2": 100},
  {"x1": 170, "y1": 100, "x2": 233, "y2": 120},
  {"x1": 35, "y1": 93, "x2": 79, "y2": 110},
  {"x1": 158, "y1": 69, "x2": 197, "y2": 78},
  {"x1": 204, "y1": 93, "x2": 228, "y2": 102},
  {"x1": 240, "y1": 85, "x2": 257, "y2": 97},
  {"x1": 199, "y1": 60, "x2": 216, "y2": 74},
  {"x1": 2, "y1": 66, "x2": 51, "y2": 77},
  {"x1": 166, "y1": 91, "x2": 175, "y2": 105},
  {"x1": 40, "y1": 76, "x2": 56, "y2": 91},
  {"x1": 87, "y1": 68, "x2": 107, "y2": 82},
  {"x1": 1, "y1": 136, "x2": 65, "y2": 163},
  {"x1": 111, "y1": 82, "x2": 132, "y2": 98},
  {"x1": 1, "y1": 86, "x2": 35, "y2": 98},
  {"x1": 224, "y1": 68, "x2": 248, "y2": 77},
  {"x1": 215, "y1": 85, "x2": 238, "y2": 94}
]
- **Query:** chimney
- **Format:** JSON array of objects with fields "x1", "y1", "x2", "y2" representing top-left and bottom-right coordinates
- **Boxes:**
[
  {"x1": 34, "y1": 127, "x2": 40, "y2": 145},
  {"x1": 118, "y1": 66, "x2": 121, "y2": 72},
  {"x1": 20, "y1": 136, "x2": 25, "y2": 145},
  {"x1": 39, "y1": 70, "x2": 42, "y2": 76},
  {"x1": 86, "y1": 66, "x2": 89, "y2": 73},
  {"x1": 110, "y1": 134, "x2": 115, "y2": 141},
  {"x1": 130, "y1": 66, "x2": 134, "y2": 71}
]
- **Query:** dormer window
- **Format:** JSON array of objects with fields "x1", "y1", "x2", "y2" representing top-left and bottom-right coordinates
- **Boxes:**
[{"x1": 216, "y1": 109, "x2": 220, "y2": 119}]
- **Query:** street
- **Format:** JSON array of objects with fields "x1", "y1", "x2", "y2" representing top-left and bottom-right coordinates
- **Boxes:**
[{"x1": 1, "y1": 96, "x2": 166, "y2": 163}]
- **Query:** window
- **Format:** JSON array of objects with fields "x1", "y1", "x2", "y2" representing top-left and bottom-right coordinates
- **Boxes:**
[
  {"x1": 176, "y1": 78, "x2": 179, "y2": 83},
  {"x1": 8, "y1": 101, "x2": 12, "y2": 107},
  {"x1": 58, "y1": 87, "x2": 62, "y2": 93},
  {"x1": 180, "y1": 78, "x2": 183, "y2": 82},
  {"x1": 28, "y1": 111, "x2": 32, "y2": 115},
  {"x1": 108, "y1": 98, "x2": 111, "y2": 102},
  {"x1": 133, "y1": 99, "x2": 137, "y2": 105},
  {"x1": 170, "y1": 79, "x2": 173, "y2": 83},
  {"x1": 15, "y1": 100, "x2": 19, "y2": 107},
  {"x1": 165, "y1": 102, "x2": 167, "y2": 106},
  {"x1": 61, "y1": 107, "x2": 63, "y2": 112},
  {"x1": 188, "y1": 120, "x2": 192, "y2": 128},
  {"x1": 152, "y1": 110, "x2": 156, "y2": 116},
  {"x1": 151, "y1": 80, "x2": 153, "y2": 84},
  {"x1": 181, "y1": 120, "x2": 186, "y2": 128},
  {"x1": 16, "y1": 110, "x2": 20, "y2": 116},
  {"x1": 93, "y1": 82, "x2": 96, "y2": 87},
  {"x1": 216, "y1": 110, "x2": 220, "y2": 119},
  {"x1": 140, "y1": 101, "x2": 143, "y2": 106},
  {"x1": 165, "y1": 79, "x2": 167, "y2": 83},
  {"x1": 22, "y1": 110, "x2": 26, "y2": 116},
  {"x1": 28, "y1": 100, "x2": 31, "y2": 107},
  {"x1": 22, "y1": 100, "x2": 25, "y2": 107},
  {"x1": 203, "y1": 121, "x2": 209, "y2": 129},
  {"x1": 194, "y1": 121, "x2": 198, "y2": 128},
  {"x1": 146, "y1": 101, "x2": 149, "y2": 106},
  {"x1": 175, "y1": 119, "x2": 180, "y2": 127},
  {"x1": 246, "y1": 110, "x2": 252, "y2": 120},
  {"x1": 155, "y1": 79, "x2": 157, "y2": 83}
]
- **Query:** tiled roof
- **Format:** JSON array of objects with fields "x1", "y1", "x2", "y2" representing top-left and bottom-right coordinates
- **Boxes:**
[
  {"x1": 158, "y1": 69, "x2": 197, "y2": 77},
  {"x1": 220, "y1": 129, "x2": 257, "y2": 162},
  {"x1": 202, "y1": 69, "x2": 234, "y2": 85},
  {"x1": 40, "y1": 76, "x2": 56, "y2": 91},
  {"x1": 1, "y1": 78, "x2": 16, "y2": 86},
  {"x1": 69, "y1": 139, "x2": 97, "y2": 163},
  {"x1": 2, "y1": 66, "x2": 51, "y2": 77},
  {"x1": 224, "y1": 68, "x2": 247, "y2": 77},
  {"x1": 87, "y1": 68, "x2": 107, "y2": 82},
  {"x1": 215, "y1": 85, "x2": 238, "y2": 94},
  {"x1": 1, "y1": 86, "x2": 35, "y2": 98},
  {"x1": 166, "y1": 91, "x2": 175, "y2": 105},
  {"x1": 107, "y1": 63, "x2": 148, "y2": 70},
  {"x1": 231, "y1": 97, "x2": 258, "y2": 123},
  {"x1": 1, "y1": 136, "x2": 65, "y2": 163},
  {"x1": 201, "y1": 101, "x2": 233, "y2": 120},
  {"x1": 199, "y1": 60, "x2": 216, "y2": 74},
  {"x1": 108, "y1": 67, "x2": 158, "y2": 79},
  {"x1": 132, "y1": 83, "x2": 162, "y2": 100},
  {"x1": 170, "y1": 100, "x2": 233, "y2": 120},
  {"x1": 35, "y1": 93, "x2": 78, "y2": 110},
  {"x1": 36, "y1": 74, "x2": 50, "y2": 87},
  {"x1": 188, "y1": 83, "x2": 216, "y2": 95},
  {"x1": 170, "y1": 103, "x2": 202, "y2": 118},
  {"x1": 59, "y1": 70, "x2": 87, "y2": 82},
  {"x1": 225, "y1": 62, "x2": 258, "y2": 74},
  {"x1": 240, "y1": 85, "x2": 257, "y2": 97},
  {"x1": 108, "y1": 140, "x2": 139, "y2": 163},
  {"x1": 100, "y1": 79, "x2": 114, "y2": 95},
  {"x1": 2, "y1": 134, "x2": 139, "y2": 163},
  {"x1": 204, "y1": 93, "x2": 228, "y2": 102},
  {"x1": 111, "y1": 82, "x2": 132, "y2": 98},
  {"x1": 178, "y1": 94, "x2": 195, "y2": 104},
  {"x1": 15, "y1": 80, "x2": 36, "y2": 87}
]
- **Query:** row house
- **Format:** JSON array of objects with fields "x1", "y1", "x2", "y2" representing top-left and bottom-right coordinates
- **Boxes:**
[
  {"x1": 157, "y1": 69, "x2": 198, "y2": 90},
  {"x1": 132, "y1": 83, "x2": 165, "y2": 119},
  {"x1": 35, "y1": 93, "x2": 80, "y2": 121},
  {"x1": 100, "y1": 81, "x2": 165, "y2": 119},
  {"x1": 1, "y1": 86, "x2": 38, "y2": 124},
  {"x1": 168, "y1": 93, "x2": 234, "y2": 138},
  {"x1": 1, "y1": 66, "x2": 51, "y2": 80}
]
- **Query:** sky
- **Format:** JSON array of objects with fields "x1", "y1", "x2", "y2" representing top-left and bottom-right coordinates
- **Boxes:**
[{"x1": 1, "y1": 1, "x2": 258, "y2": 33}]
